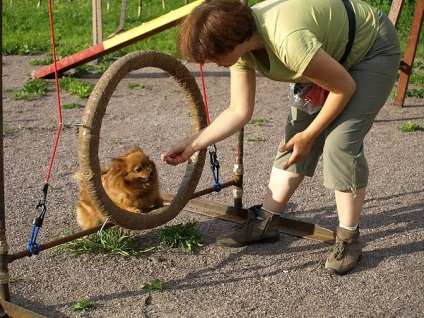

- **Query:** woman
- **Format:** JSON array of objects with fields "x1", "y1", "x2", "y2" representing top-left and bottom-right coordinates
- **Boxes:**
[{"x1": 161, "y1": 0, "x2": 400, "y2": 275}]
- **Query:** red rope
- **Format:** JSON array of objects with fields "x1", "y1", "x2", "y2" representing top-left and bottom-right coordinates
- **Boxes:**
[
  {"x1": 44, "y1": 0, "x2": 63, "y2": 184},
  {"x1": 26, "y1": 0, "x2": 65, "y2": 253},
  {"x1": 199, "y1": 64, "x2": 210, "y2": 125}
]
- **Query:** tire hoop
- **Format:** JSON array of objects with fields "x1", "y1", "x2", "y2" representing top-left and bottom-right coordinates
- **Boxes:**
[{"x1": 78, "y1": 51, "x2": 207, "y2": 230}]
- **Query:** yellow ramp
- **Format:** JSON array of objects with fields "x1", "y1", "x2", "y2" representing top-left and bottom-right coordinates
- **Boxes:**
[{"x1": 33, "y1": 0, "x2": 204, "y2": 78}]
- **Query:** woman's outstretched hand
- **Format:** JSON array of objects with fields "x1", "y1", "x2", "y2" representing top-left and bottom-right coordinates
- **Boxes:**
[{"x1": 161, "y1": 138, "x2": 196, "y2": 166}]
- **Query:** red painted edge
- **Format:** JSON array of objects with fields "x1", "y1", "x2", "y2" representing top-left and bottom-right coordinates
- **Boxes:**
[{"x1": 32, "y1": 44, "x2": 105, "y2": 79}]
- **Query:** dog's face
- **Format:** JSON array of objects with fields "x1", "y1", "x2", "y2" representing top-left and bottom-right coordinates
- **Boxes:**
[{"x1": 110, "y1": 146, "x2": 157, "y2": 186}]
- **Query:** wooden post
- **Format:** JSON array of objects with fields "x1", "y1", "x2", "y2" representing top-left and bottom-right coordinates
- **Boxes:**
[
  {"x1": 96, "y1": 0, "x2": 103, "y2": 43},
  {"x1": 388, "y1": 0, "x2": 405, "y2": 27},
  {"x1": 92, "y1": 0, "x2": 103, "y2": 64},
  {"x1": 388, "y1": 0, "x2": 424, "y2": 107},
  {"x1": 109, "y1": 0, "x2": 128, "y2": 37},
  {"x1": 92, "y1": 0, "x2": 97, "y2": 46},
  {"x1": 0, "y1": 3, "x2": 11, "y2": 305}
]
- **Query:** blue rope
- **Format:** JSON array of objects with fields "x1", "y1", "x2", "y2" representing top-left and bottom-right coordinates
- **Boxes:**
[
  {"x1": 209, "y1": 145, "x2": 221, "y2": 192},
  {"x1": 27, "y1": 183, "x2": 48, "y2": 256},
  {"x1": 27, "y1": 226, "x2": 41, "y2": 256}
]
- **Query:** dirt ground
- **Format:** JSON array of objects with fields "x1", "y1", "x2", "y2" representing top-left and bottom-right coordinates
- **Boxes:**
[{"x1": 1, "y1": 54, "x2": 423, "y2": 318}]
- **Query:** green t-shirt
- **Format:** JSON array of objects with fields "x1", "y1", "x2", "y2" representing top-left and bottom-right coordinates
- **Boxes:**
[{"x1": 231, "y1": 0, "x2": 380, "y2": 82}]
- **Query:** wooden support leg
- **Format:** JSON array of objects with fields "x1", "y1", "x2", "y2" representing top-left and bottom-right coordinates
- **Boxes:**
[{"x1": 391, "y1": 0, "x2": 424, "y2": 107}]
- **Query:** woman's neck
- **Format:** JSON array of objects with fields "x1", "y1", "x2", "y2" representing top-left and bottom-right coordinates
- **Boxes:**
[
  {"x1": 242, "y1": 31, "x2": 269, "y2": 69},
  {"x1": 242, "y1": 31, "x2": 264, "y2": 53}
]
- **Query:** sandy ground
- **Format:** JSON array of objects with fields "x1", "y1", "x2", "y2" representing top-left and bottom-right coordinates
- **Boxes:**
[{"x1": 1, "y1": 54, "x2": 423, "y2": 318}]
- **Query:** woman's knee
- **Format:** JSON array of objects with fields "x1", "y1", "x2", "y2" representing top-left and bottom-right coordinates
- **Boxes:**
[{"x1": 323, "y1": 142, "x2": 369, "y2": 191}]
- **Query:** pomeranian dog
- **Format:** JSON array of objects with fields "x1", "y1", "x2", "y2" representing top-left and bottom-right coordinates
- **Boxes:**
[{"x1": 75, "y1": 145, "x2": 168, "y2": 231}]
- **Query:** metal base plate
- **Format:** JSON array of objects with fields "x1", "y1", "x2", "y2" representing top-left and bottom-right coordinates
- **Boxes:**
[
  {"x1": 182, "y1": 197, "x2": 335, "y2": 244},
  {"x1": 0, "y1": 298, "x2": 46, "y2": 318}
]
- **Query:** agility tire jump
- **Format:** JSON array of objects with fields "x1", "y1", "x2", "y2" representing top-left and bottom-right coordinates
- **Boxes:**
[{"x1": 78, "y1": 50, "x2": 207, "y2": 230}]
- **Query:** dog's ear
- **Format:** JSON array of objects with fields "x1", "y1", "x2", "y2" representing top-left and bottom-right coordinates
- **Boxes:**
[
  {"x1": 110, "y1": 158, "x2": 127, "y2": 175},
  {"x1": 149, "y1": 158, "x2": 157, "y2": 172},
  {"x1": 131, "y1": 145, "x2": 143, "y2": 153}
]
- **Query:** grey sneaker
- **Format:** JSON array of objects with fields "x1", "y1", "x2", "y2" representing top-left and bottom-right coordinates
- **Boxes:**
[
  {"x1": 217, "y1": 205, "x2": 280, "y2": 247},
  {"x1": 324, "y1": 226, "x2": 362, "y2": 275}
]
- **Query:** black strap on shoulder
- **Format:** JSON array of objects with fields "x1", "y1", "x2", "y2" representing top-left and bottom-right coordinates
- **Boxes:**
[{"x1": 339, "y1": 0, "x2": 356, "y2": 65}]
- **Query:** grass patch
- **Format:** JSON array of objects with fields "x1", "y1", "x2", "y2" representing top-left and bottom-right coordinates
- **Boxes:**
[
  {"x1": 69, "y1": 300, "x2": 93, "y2": 312},
  {"x1": 128, "y1": 82, "x2": 147, "y2": 90},
  {"x1": 59, "y1": 77, "x2": 93, "y2": 99},
  {"x1": 108, "y1": 138, "x2": 124, "y2": 145},
  {"x1": 247, "y1": 137, "x2": 266, "y2": 142},
  {"x1": 249, "y1": 118, "x2": 269, "y2": 126},
  {"x1": 71, "y1": 58, "x2": 115, "y2": 76},
  {"x1": 406, "y1": 88, "x2": 424, "y2": 99},
  {"x1": 3, "y1": 0, "x2": 422, "y2": 60},
  {"x1": 11, "y1": 77, "x2": 93, "y2": 101},
  {"x1": 406, "y1": 60, "x2": 424, "y2": 97},
  {"x1": 12, "y1": 79, "x2": 48, "y2": 101},
  {"x1": 159, "y1": 221, "x2": 204, "y2": 253},
  {"x1": 398, "y1": 122, "x2": 423, "y2": 132},
  {"x1": 140, "y1": 278, "x2": 163, "y2": 293},
  {"x1": 2, "y1": 0, "x2": 188, "y2": 57},
  {"x1": 62, "y1": 102, "x2": 83, "y2": 110},
  {"x1": 29, "y1": 58, "x2": 53, "y2": 66},
  {"x1": 54, "y1": 227, "x2": 150, "y2": 258},
  {"x1": 2, "y1": 125, "x2": 11, "y2": 135},
  {"x1": 2, "y1": 112, "x2": 12, "y2": 135}
]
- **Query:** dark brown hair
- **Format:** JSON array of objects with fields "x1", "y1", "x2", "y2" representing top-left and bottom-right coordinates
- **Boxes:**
[{"x1": 177, "y1": 0, "x2": 255, "y2": 63}]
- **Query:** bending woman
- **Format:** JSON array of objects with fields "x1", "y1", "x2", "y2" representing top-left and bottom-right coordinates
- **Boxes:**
[{"x1": 161, "y1": 0, "x2": 400, "y2": 275}]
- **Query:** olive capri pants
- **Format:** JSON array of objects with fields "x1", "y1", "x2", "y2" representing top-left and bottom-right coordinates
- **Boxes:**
[{"x1": 274, "y1": 13, "x2": 400, "y2": 193}]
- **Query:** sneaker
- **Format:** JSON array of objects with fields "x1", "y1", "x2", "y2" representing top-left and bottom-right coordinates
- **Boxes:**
[
  {"x1": 324, "y1": 226, "x2": 362, "y2": 275},
  {"x1": 217, "y1": 205, "x2": 280, "y2": 247}
]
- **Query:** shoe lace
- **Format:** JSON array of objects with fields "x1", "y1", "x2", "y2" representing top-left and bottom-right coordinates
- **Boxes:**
[
  {"x1": 314, "y1": 243, "x2": 341, "y2": 271},
  {"x1": 331, "y1": 240, "x2": 347, "y2": 261},
  {"x1": 234, "y1": 213, "x2": 256, "y2": 230}
]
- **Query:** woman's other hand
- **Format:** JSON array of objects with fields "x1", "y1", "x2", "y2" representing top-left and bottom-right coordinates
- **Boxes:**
[{"x1": 280, "y1": 131, "x2": 315, "y2": 169}]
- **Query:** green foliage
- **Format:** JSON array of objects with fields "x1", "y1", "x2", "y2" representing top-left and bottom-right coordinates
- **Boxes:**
[
  {"x1": 398, "y1": 122, "x2": 423, "y2": 132},
  {"x1": 95, "y1": 58, "x2": 115, "y2": 73},
  {"x1": 2, "y1": 0, "x2": 422, "y2": 59},
  {"x1": 62, "y1": 103, "x2": 83, "y2": 110},
  {"x1": 128, "y1": 82, "x2": 147, "y2": 90},
  {"x1": 159, "y1": 221, "x2": 204, "y2": 253},
  {"x1": 12, "y1": 79, "x2": 48, "y2": 100},
  {"x1": 408, "y1": 60, "x2": 424, "y2": 92},
  {"x1": 69, "y1": 300, "x2": 93, "y2": 312},
  {"x1": 29, "y1": 58, "x2": 53, "y2": 66},
  {"x1": 249, "y1": 118, "x2": 268, "y2": 126},
  {"x1": 2, "y1": 125, "x2": 11, "y2": 135},
  {"x1": 140, "y1": 278, "x2": 163, "y2": 293},
  {"x1": 2, "y1": 0, "x2": 186, "y2": 57},
  {"x1": 59, "y1": 77, "x2": 93, "y2": 99},
  {"x1": 108, "y1": 137, "x2": 124, "y2": 145},
  {"x1": 406, "y1": 88, "x2": 424, "y2": 98},
  {"x1": 247, "y1": 137, "x2": 266, "y2": 142},
  {"x1": 2, "y1": 112, "x2": 11, "y2": 135},
  {"x1": 55, "y1": 227, "x2": 150, "y2": 258}
]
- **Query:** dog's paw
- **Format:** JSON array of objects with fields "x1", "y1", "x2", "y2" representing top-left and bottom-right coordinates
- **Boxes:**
[
  {"x1": 162, "y1": 199, "x2": 171, "y2": 206},
  {"x1": 126, "y1": 207, "x2": 142, "y2": 213}
]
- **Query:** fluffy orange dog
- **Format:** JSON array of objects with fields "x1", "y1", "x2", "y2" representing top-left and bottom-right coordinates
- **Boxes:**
[{"x1": 75, "y1": 145, "x2": 167, "y2": 231}]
